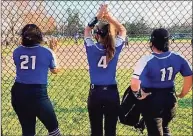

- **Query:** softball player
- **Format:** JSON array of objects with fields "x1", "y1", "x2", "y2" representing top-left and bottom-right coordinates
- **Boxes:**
[
  {"x1": 84, "y1": 4, "x2": 126, "y2": 136},
  {"x1": 130, "y1": 28, "x2": 192, "y2": 136},
  {"x1": 74, "y1": 32, "x2": 79, "y2": 44},
  {"x1": 11, "y1": 24, "x2": 61, "y2": 136}
]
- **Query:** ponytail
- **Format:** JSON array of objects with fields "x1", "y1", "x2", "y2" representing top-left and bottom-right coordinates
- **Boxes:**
[
  {"x1": 96, "y1": 22, "x2": 116, "y2": 63},
  {"x1": 104, "y1": 24, "x2": 115, "y2": 63}
]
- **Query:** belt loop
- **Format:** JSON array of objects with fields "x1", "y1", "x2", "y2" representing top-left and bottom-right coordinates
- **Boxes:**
[{"x1": 91, "y1": 84, "x2": 94, "y2": 89}]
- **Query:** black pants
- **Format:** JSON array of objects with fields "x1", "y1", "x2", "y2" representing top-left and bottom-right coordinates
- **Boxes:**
[
  {"x1": 11, "y1": 82, "x2": 60, "y2": 136},
  {"x1": 140, "y1": 88, "x2": 177, "y2": 136},
  {"x1": 87, "y1": 84, "x2": 120, "y2": 136}
]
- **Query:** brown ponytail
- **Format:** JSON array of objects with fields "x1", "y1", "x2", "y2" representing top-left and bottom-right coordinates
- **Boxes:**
[
  {"x1": 104, "y1": 24, "x2": 115, "y2": 63},
  {"x1": 96, "y1": 22, "x2": 116, "y2": 63}
]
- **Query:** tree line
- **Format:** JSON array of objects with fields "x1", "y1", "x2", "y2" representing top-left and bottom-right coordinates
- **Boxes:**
[{"x1": 53, "y1": 8, "x2": 191, "y2": 37}]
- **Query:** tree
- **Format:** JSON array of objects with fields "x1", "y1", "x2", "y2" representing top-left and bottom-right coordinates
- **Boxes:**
[
  {"x1": 2, "y1": 0, "x2": 57, "y2": 46},
  {"x1": 123, "y1": 17, "x2": 151, "y2": 37},
  {"x1": 1, "y1": 1, "x2": 25, "y2": 45},
  {"x1": 168, "y1": 23, "x2": 192, "y2": 34},
  {"x1": 22, "y1": 1, "x2": 56, "y2": 34},
  {"x1": 22, "y1": 12, "x2": 56, "y2": 34},
  {"x1": 64, "y1": 8, "x2": 84, "y2": 36}
]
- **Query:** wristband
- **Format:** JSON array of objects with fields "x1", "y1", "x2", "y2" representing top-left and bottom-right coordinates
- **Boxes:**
[{"x1": 88, "y1": 17, "x2": 98, "y2": 28}]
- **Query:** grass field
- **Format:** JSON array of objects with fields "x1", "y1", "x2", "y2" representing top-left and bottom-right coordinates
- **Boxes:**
[
  {"x1": 2, "y1": 68, "x2": 192, "y2": 135},
  {"x1": 1, "y1": 40, "x2": 192, "y2": 135}
]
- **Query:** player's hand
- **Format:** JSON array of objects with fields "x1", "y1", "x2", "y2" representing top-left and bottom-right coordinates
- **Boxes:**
[
  {"x1": 96, "y1": 4, "x2": 107, "y2": 19},
  {"x1": 49, "y1": 37, "x2": 58, "y2": 51},
  {"x1": 103, "y1": 4, "x2": 112, "y2": 20},
  {"x1": 137, "y1": 89, "x2": 151, "y2": 100}
]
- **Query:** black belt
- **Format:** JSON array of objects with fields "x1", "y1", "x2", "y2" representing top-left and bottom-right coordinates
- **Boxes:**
[
  {"x1": 143, "y1": 87, "x2": 175, "y2": 93},
  {"x1": 90, "y1": 84, "x2": 117, "y2": 90},
  {"x1": 14, "y1": 82, "x2": 47, "y2": 88}
]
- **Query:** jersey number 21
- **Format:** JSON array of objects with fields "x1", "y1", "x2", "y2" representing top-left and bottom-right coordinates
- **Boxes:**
[{"x1": 20, "y1": 55, "x2": 36, "y2": 70}]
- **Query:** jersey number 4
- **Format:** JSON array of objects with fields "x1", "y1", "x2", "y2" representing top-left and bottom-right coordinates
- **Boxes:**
[
  {"x1": 20, "y1": 55, "x2": 36, "y2": 70},
  {"x1": 160, "y1": 67, "x2": 173, "y2": 81},
  {"x1": 98, "y1": 56, "x2": 107, "y2": 68}
]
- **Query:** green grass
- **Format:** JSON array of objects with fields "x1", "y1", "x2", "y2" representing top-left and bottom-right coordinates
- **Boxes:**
[
  {"x1": 1, "y1": 69, "x2": 192, "y2": 135},
  {"x1": 58, "y1": 38, "x2": 84, "y2": 46}
]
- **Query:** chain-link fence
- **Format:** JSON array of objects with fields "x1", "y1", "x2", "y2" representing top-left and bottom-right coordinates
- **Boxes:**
[{"x1": 1, "y1": 1, "x2": 192, "y2": 135}]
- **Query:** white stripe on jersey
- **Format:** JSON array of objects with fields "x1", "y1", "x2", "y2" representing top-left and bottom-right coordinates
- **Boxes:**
[
  {"x1": 42, "y1": 46, "x2": 58, "y2": 68},
  {"x1": 172, "y1": 51, "x2": 192, "y2": 70},
  {"x1": 132, "y1": 55, "x2": 154, "y2": 79},
  {"x1": 95, "y1": 45, "x2": 105, "y2": 51},
  {"x1": 21, "y1": 45, "x2": 40, "y2": 48},
  {"x1": 115, "y1": 36, "x2": 125, "y2": 47},
  {"x1": 153, "y1": 52, "x2": 172, "y2": 59},
  {"x1": 85, "y1": 36, "x2": 124, "y2": 48},
  {"x1": 84, "y1": 37, "x2": 94, "y2": 47}
]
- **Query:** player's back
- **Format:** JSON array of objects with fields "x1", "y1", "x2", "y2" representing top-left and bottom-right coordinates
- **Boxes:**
[
  {"x1": 13, "y1": 45, "x2": 54, "y2": 84},
  {"x1": 138, "y1": 51, "x2": 192, "y2": 88},
  {"x1": 84, "y1": 36, "x2": 124, "y2": 85}
]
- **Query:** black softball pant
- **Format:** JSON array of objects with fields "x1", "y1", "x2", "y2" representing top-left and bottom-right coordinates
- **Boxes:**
[
  {"x1": 140, "y1": 88, "x2": 177, "y2": 136},
  {"x1": 87, "y1": 84, "x2": 120, "y2": 136},
  {"x1": 11, "y1": 82, "x2": 60, "y2": 136}
]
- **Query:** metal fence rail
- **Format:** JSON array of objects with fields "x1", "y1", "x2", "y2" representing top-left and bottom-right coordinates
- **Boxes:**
[{"x1": 1, "y1": 1, "x2": 192, "y2": 135}]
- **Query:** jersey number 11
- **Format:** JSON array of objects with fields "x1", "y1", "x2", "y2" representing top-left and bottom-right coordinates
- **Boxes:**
[{"x1": 160, "y1": 67, "x2": 173, "y2": 81}]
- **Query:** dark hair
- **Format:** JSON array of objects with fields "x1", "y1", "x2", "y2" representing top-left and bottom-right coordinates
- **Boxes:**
[
  {"x1": 21, "y1": 24, "x2": 43, "y2": 47},
  {"x1": 150, "y1": 28, "x2": 170, "y2": 52},
  {"x1": 96, "y1": 21, "x2": 115, "y2": 62}
]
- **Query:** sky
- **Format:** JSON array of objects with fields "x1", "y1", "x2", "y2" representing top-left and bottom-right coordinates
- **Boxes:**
[
  {"x1": 42, "y1": 1, "x2": 192, "y2": 27},
  {"x1": 2, "y1": 1, "x2": 192, "y2": 32}
]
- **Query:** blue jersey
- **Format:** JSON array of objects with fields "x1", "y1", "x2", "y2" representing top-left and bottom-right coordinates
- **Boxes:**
[
  {"x1": 84, "y1": 36, "x2": 124, "y2": 85},
  {"x1": 13, "y1": 45, "x2": 57, "y2": 84},
  {"x1": 132, "y1": 51, "x2": 192, "y2": 88}
]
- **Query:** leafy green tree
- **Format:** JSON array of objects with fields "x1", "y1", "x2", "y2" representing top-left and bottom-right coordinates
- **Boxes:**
[
  {"x1": 65, "y1": 8, "x2": 84, "y2": 36},
  {"x1": 123, "y1": 17, "x2": 151, "y2": 37}
]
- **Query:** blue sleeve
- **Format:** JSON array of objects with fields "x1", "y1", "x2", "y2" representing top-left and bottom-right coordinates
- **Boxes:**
[
  {"x1": 49, "y1": 51, "x2": 57, "y2": 69},
  {"x1": 180, "y1": 57, "x2": 192, "y2": 76}
]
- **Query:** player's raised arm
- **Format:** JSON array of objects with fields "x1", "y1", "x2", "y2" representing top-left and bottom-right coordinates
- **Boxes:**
[
  {"x1": 84, "y1": 4, "x2": 106, "y2": 38},
  {"x1": 104, "y1": 5, "x2": 126, "y2": 39}
]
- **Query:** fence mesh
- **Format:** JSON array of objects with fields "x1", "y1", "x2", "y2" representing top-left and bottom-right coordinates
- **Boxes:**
[{"x1": 1, "y1": 1, "x2": 192, "y2": 135}]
